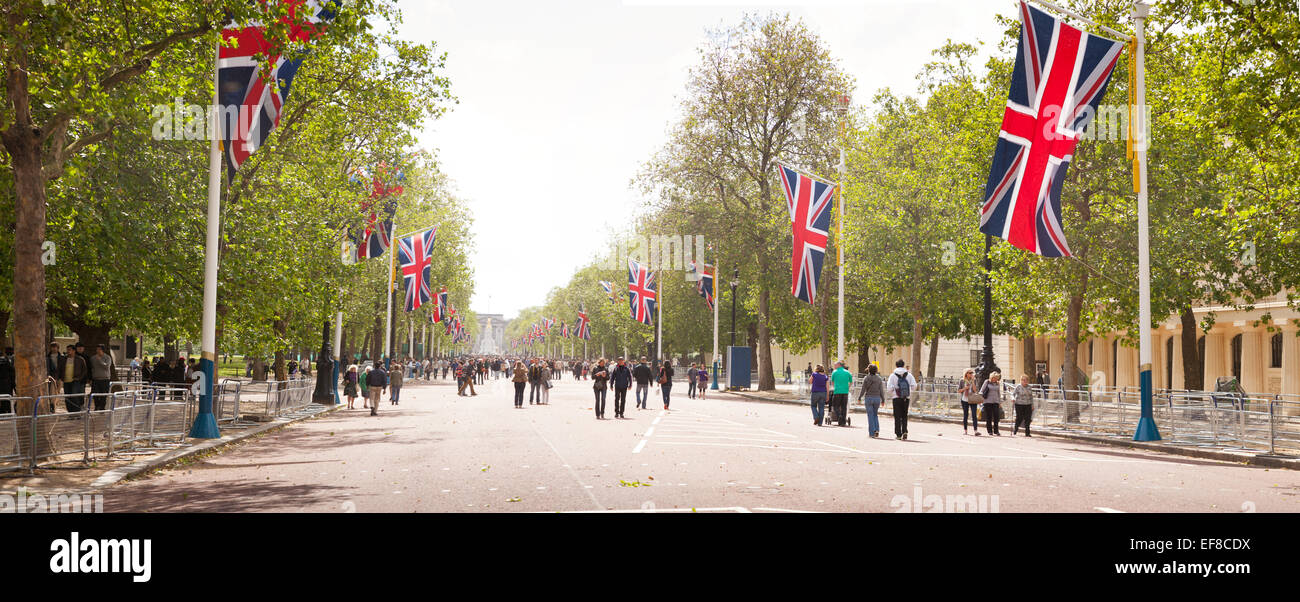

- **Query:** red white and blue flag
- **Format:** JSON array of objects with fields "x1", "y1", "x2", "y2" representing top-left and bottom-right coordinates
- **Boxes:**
[
  {"x1": 778, "y1": 164, "x2": 835, "y2": 305},
  {"x1": 627, "y1": 258, "x2": 657, "y2": 325},
  {"x1": 576, "y1": 308, "x2": 591, "y2": 340},
  {"x1": 979, "y1": 0, "x2": 1124, "y2": 257},
  {"x1": 218, "y1": 0, "x2": 337, "y2": 179},
  {"x1": 397, "y1": 227, "x2": 437, "y2": 312},
  {"x1": 690, "y1": 261, "x2": 715, "y2": 311},
  {"x1": 431, "y1": 287, "x2": 448, "y2": 323},
  {"x1": 599, "y1": 280, "x2": 617, "y2": 303}
]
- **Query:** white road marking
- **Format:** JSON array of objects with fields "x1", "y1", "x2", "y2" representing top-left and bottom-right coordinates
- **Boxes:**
[
  {"x1": 1095, "y1": 507, "x2": 1126, "y2": 513},
  {"x1": 632, "y1": 440, "x2": 647, "y2": 454},
  {"x1": 644, "y1": 426, "x2": 655, "y2": 437},
  {"x1": 652, "y1": 416, "x2": 662, "y2": 425},
  {"x1": 528, "y1": 419, "x2": 603, "y2": 510}
]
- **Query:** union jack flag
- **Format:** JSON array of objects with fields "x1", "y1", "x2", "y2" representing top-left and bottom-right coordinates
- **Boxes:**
[
  {"x1": 349, "y1": 211, "x2": 392, "y2": 261},
  {"x1": 778, "y1": 164, "x2": 835, "y2": 305},
  {"x1": 627, "y1": 258, "x2": 657, "y2": 325},
  {"x1": 397, "y1": 227, "x2": 437, "y2": 312},
  {"x1": 599, "y1": 280, "x2": 617, "y2": 303},
  {"x1": 979, "y1": 1, "x2": 1125, "y2": 257},
  {"x1": 218, "y1": 0, "x2": 337, "y2": 179},
  {"x1": 576, "y1": 308, "x2": 591, "y2": 340},
  {"x1": 690, "y1": 261, "x2": 715, "y2": 311},
  {"x1": 431, "y1": 287, "x2": 447, "y2": 323}
]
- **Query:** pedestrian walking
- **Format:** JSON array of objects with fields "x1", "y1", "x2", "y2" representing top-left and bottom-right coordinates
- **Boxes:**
[
  {"x1": 592, "y1": 359, "x2": 609, "y2": 419},
  {"x1": 784, "y1": 362, "x2": 792, "y2": 384},
  {"x1": 366, "y1": 364, "x2": 388, "y2": 416},
  {"x1": 512, "y1": 361, "x2": 528, "y2": 408},
  {"x1": 886, "y1": 360, "x2": 917, "y2": 440},
  {"x1": 809, "y1": 365, "x2": 828, "y2": 426},
  {"x1": 610, "y1": 357, "x2": 632, "y2": 418},
  {"x1": 632, "y1": 357, "x2": 652, "y2": 410},
  {"x1": 687, "y1": 363, "x2": 698, "y2": 399},
  {"x1": 343, "y1": 365, "x2": 359, "y2": 409},
  {"x1": 657, "y1": 359, "x2": 674, "y2": 410},
  {"x1": 958, "y1": 368, "x2": 981, "y2": 436},
  {"x1": 389, "y1": 362, "x2": 403, "y2": 405},
  {"x1": 829, "y1": 361, "x2": 853, "y2": 426},
  {"x1": 979, "y1": 371, "x2": 1003, "y2": 436},
  {"x1": 1013, "y1": 373, "x2": 1034, "y2": 437},
  {"x1": 857, "y1": 364, "x2": 884, "y2": 438},
  {"x1": 696, "y1": 365, "x2": 709, "y2": 400}
]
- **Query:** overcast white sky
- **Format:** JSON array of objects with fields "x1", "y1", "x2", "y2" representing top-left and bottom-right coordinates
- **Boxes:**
[{"x1": 394, "y1": 0, "x2": 1014, "y2": 319}]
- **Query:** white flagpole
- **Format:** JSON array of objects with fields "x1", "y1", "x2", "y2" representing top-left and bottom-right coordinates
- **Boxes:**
[
  {"x1": 190, "y1": 39, "x2": 224, "y2": 439},
  {"x1": 712, "y1": 260, "x2": 719, "y2": 389},
  {"x1": 1133, "y1": 0, "x2": 1159, "y2": 441},
  {"x1": 384, "y1": 219, "x2": 396, "y2": 365},
  {"x1": 837, "y1": 149, "x2": 846, "y2": 364},
  {"x1": 656, "y1": 270, "x2": 663, "y2": 363},
  {"x1": 421, "y1": 318, "x2": 427, "y2": 360}
]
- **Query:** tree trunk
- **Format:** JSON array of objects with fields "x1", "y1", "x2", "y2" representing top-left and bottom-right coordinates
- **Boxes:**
[
  {"x1": 273, "y1": 319, "x2": 288, "y2": 387},
  {"x1": 756, "y1": 284, "x2": 774, "y2": 390},
  {"x1": 1, "y1": 73, "x2": 50, "y2": 405},
  {"x1": 927, "y1": 330, "x2": 940, "y2": 380},
  {"x1": 163, "y1": 335, "x2": 179, "y2": 362},
  {"x1": 1022, "y1": 310, "x2": 1037, "y2": 382},
  {"x1": 910, "y1": 309, "x2": 923, "y2": 377},
  {"x1": 1064, "y1": 291, "x2": 1086, "y2": 422},
  {"x1": 340, "y1": 327, "x2": 351, "y2": 365},
  {"x1": 252, "y1": 357, "x2": 266, "y2": 381},
  {"x1": 857, "y1": 334, "x2": 871, "y2": 374},
  {"x1": 1179, "y1": 306, "x2": 1203, "y2": 391}
]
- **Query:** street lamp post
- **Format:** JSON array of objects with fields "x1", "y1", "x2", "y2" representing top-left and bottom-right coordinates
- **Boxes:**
[{"x1": 312, "y1": 320, "x2": 334, "y2": 405}]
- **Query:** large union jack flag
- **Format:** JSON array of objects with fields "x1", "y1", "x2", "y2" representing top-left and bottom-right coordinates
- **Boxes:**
[
  {"x1": 397, "y1": 227, "x2": 437, "y2": 312},
  {"x1": 576, "y1": 308, "x2": 591, "y2": 340},
  {"x1": 218, "y1": 0, "x2": 337, "y2": 179},
  {"x1": 627, "y1": 258, "x2": 657, "y2": 325},
  {"x1": 778, "y1": 164, "x2": 835, "y2": 305},
  {"x1": 980, "y1": 1, "x2": 1125, "y2": 257}
]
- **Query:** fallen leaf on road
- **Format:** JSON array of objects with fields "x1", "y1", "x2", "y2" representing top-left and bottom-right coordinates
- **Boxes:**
[{"x1": 507, "y1": 497, "x2": 521, "y2": 502}]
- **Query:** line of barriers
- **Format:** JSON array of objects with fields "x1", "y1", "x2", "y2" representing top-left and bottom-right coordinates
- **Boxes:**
[
  {"x1": 0, "y1": 378, "x2": 320, "y2": 474},
  {"x1": 875, "y1": 379, "x2": 1300, "y2": 455}
]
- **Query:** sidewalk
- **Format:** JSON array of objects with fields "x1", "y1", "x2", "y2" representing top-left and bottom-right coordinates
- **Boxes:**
[
  {"x1": 0, "y1": 402, "x2": 340, "y2": 496},
  {"x1": 723, "y1": 388, "x2": 1300, "y2": 470}
]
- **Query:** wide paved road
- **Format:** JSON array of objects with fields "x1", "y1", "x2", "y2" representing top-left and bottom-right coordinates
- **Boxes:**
[{"x1": 104, "y1": 375, "x2": 1300, "y2": 512}]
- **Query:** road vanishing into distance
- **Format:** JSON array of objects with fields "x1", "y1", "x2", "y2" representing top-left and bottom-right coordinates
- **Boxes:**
[{"x1": 104, "y1": 376, "x2": 1300, "y2": 513}]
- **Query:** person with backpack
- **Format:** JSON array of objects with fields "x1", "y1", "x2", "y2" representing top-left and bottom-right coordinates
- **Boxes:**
[
  {"x1": 886, "y1": 359, "x2": 917, "y2": 440},
  {"x1": 829, "y1": 361, "x2": 854, "y2": 427},
  {"x1": 857, "y1": 364, "x2": 885, "y2": 438},
  {"x1": 632, "y1": 357, "x2": 652, "y2": 410},
  {"x1": 365, "y1": 363, "x2": 388, "y2": 416}
]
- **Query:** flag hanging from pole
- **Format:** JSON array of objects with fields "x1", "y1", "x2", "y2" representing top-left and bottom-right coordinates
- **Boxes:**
[
  {"x1": 777, "y1": 163, "x2": 835, "y2": 305},
  {"x1": 218, "y1": 0, "x2": 336, "y2": 180},
  {"x1": 627, "y1": 258, "x2": 657, "y2": 325},
  {"x1": 689, "y1": 261, "x2": 716, "y2": 311},
  {"x1": 978, "y1": 0, "x2": 1124, "y2": 257},
  {"x1": 397, "y1": 227, "x2": 437, "y2": 311},
  {"x1": 599, "y1": 280, "x2": 617, "y2": 303},
  {"x1": 576, "y1": 307, "x2": 592, "y2": 340}
]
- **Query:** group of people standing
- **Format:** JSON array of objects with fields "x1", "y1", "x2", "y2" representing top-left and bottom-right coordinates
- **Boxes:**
[
  {"x1": 341, "y1": 360, "x2": 402, "y2": 416},
  {"x1": 587, "y1": 357, "x2": 678, "y2": 419},
  {"x1": 806, "y1": 359, "x2": 1036, "y2": 440}
]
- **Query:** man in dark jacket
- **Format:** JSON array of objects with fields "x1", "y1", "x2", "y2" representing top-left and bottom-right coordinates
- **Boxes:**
[
  {"x1": 47, "y1": 342, "x2": 62, "y2": 397},
  {"x1": 527, "y1": 359, "x2": 544, "y2": 405},
  {"x1": 57, "y1": 344, "x2": 89, "y2": 413},
  {"x1": 365, "y1": 363, "x2": 388, "y2": 416},
  {"x1": 611, "y1": 357, "x2": 633, "y2": 418},
  {"x1": 632, "y1": 357, "x2": 652, "y2": 410}
]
